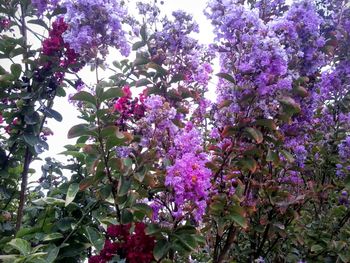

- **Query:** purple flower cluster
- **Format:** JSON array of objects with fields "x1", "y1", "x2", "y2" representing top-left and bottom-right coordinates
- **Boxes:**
[
  {"x1": 270, "y1": 0, "x2": 326, "y2": 76},
  {"x1": 339, "y1": 136, "x2": 350, "y2": 161},
  {"x1": 31, "y1": 0, "x2": 130, "y2": 60},
  {"x1": 339, "y1": 190, "x2": 349, "y2": 206},
  {"x1": 336, "y1": 136, "x2": 350, "y2": 177},
  {"x1": 168, "y1": 122, "x2": 203, "y2": 158},
  {"x1": 206, "y1": 0, "x2": 291, "y2": 124},
  {"x1": 137, "y1": 95, "x2": 178, "y2": 155},
  {"x1": 115, "y1": 146, "x2": 132, "y2": 158},
  {"x1": 278, "y1": 171, "x2": 303, "y2": 186},
  {"x1": 317, "y1": 61, "x2": 350, "y2": 104},
  {"x1": 312, "y1": 61, "x2": 350, "y2": 151},
  {"x1": 61, "y1": 0, "x2": 130, "y2": 59},
  {"x1": 150, "y1": 10, "x2": 214, "y2": 87},
  {"x1": 154, "y1": 10, "x2": 199, "y2": 53},
  {"x1": 165, "y1": 122, "x2": 212, "y2": 222},
  {"x1": 32, "y1": 0, "x2": 60, "y2": 16},
  {"x1": 254, "y1": 0, "x2": 287, "y2": 20},
  {"x1": 165, "y1": 152, "x2": 211, "y2": 222}
]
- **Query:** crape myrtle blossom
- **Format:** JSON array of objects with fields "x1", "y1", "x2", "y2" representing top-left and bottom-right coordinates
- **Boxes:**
[
  {"x1": 254, "y1": 0, "x2": 287, "y2": 20},
  {"x1": 206, "y1": 0, "x2": 328, "y2": 169},
  {"x1": 114, "y1": 86, "x2": 146, "y2": 129},
  {"x1": 315, "y1": 62, "x2": 350, "y2": 138},
  {"x1": 337, "y1": 136, "x2": 350, "y2": 177},
  {"x1": 31, "y1": 0, "x2": 60, "y2": 16},
  {"x1": 89, "y1": 223, "x2": 155, "y2": 263},
  {"x1": 151, "y1": 10, "x2": 214, "y2": 88},
  {"x1": 206, "y1": 0, "x2": 291, "y2": 126},
  {"x1": 269, "y1": 0, "x2": 326, "y2": 76},
  {"x1": 0, "y1": 17, "x2": 11, "y2": 32},
  {"x1": 139, "y1": 103, "x2": 212, "y2": 222},
  {"x1": 269, "y1": 0, "x2": 326, "y2": 166},
  {"x1": 61, "y1": 0, "x2": 130, "y2": 59},
  {"x1": 137, "y1": 95, "x2": 178, "y2": 155},
  {"x1": 165, "y1": 152, "x2": 212, "y2": 222},
  {"x1": 35, "y1": 18, "x2": 80, "y2": 84},
  {"x1": 32, "y1": 0, "x2": 131, "y2": 60},
  {"x1": 165, "y1": 122, "x2": 212, "y2": 222}
]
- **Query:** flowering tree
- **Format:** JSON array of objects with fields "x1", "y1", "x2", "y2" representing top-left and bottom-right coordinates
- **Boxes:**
[{"x1": 0, "y1": 0, "x2": 350, "y2": 262}]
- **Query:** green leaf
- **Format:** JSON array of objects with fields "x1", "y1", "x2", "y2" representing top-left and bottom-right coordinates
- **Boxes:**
[
  {"x1": 245, "y1": 127, "x2": 263, "y2": 144},
  {"x1": 237, "y1": 157, "x2": 257, "y2": 173},
  {"x1": 280, "y1": 149, "x2": 295, "y2": 163},
  {"x1": 60, "y1": 151, "x2": 85, "y2": 160},
  {"x1": 216, "y1": 73, "x2": 236, "y2": 84},
  {"x1": 56, "y1": 217, "x2": 75, "y2": 232},
  {"x1": 67, "y1": 124, "x2": 92, "y2": 139},
  {"x1": 154, "y1": 239, "x2": 170, "y2": 261},
  {"x1": 0, "y1": 255, "x2": 18, "y2": 260},
  {"x1": 255, "y1": 119, "x2": 277, "y2": 130},
  {"x1": 8, "y1": 238, "x2": 31, "y2": 256},
  {"x1": 15, "y1": 227, "x2": 40, "y2": 239},
  {"x1": 146, "y1": 224, "x2": 161, "y2": 235},
  {"x1": 56, "y1": 86, "x2": 66, "y2": 97},
  {"x1": 43, "y1": 108, "x2": 63, "y2": 122},
  {"x1": 345, "y1": 175, "x2": 350, "y2": 190},
  {"x1": 118, "y1": 176, "x2": 132, "y2": 196},
  {"x1": 228, "y1": 206, "x2": 248, "y2": 228},
  {"x1": 132, "y1": 41, "x2": 146, "y2": 50},
  {"x1": 293, "y1": 85, "x2": 308, "y2": 97},
  {"x1": 266, "y1": 149, "x2": 279, "y2": 164},
  {"x1": 85, "y1": 226, "x2": 104, "y2": 252},
  {"x1": 70, "y1": 91, "x2": 96, "y2": 105},
  {"x1": 23, "y1": 134, "x2": 38, "y2": 146},
  {"x1": 28, "y1": 19, "x2": 49, "y2": 30},
  {"x1": 65, "y1": 183, "x2": 79, "y2": 207},
  {"x1": 101, "y1": 126, "x2": 118, "y2": 137},
  {"x1": 136, "y1": 78, "x2": 152, "y2": 87},
  {"x1": 170, "y1": 73, "x2": 186, "y2": 83},
  {"x1": 100, "y1": 88, "x2": 124, "y2": 101},
  {"x1": 121, "y1": 209, "x2": 133, "y2": 224},
  {"x1": 123, "y1": 158, "x2": 133, "y2": 168},
  {"x1": 45, "y1": 246, "x2": 59, "y2": 263},
  {"x1": 311, "y1": 244, "x2": 324, "y2": 253},
  {"x1": 147, "y1": 62, "x2": 168, "y2": 76},
  {"x1": 174, "y1": 225, "x2": 197, "y2": 235},
  {"x1": 279, "y1": 96, "x2": 301, "y2": 115},
  {"x1": 10, "y1": 64, "x2": 21, "y2": 79},
  {"x1": 0, "y1": 65, "x2": 7, "y2": 74},
  {"x1": 133, "y1": 56, "x2": 150, "y2": 66},
  {"x1": 173, "y1": 233, "x2": 197, "y2": 252},
  {"x1": 140, "y1": 24, "x2": 147, "y2": 41},
  {"x1": 133, "y1": 203, "x2": 153, "y2": 219},
  {"x1": 24, "y1": 112, "x2": 40, "y2": 125},
  {"x1": 32, "y1": 197, "x2": 65, "y2": 206},
  {"x1": 43, "y1": 233, "x2": 63, "y2": 242}
]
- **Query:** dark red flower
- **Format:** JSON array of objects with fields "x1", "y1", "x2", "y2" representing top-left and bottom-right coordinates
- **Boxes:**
[
  {"x1": 89, "y1": 223, "x2": 155, "y2": 263},
  {"x1": 125, "y1": 223, "x2": 155, "y2": 263},
  {"x1": 106, "y1": 223, "x2": 131, "y2": 239},
  {"x1": 88, "y1": 255, "x2": 105, "y2": 263},
  {"x1": 39, "y1": 17, "x2": 80, "y2": 83}
]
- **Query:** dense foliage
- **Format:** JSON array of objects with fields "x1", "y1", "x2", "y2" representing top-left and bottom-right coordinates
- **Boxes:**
[{"x1": 0, "y1": 0, "x2": 350, "y2": 262}]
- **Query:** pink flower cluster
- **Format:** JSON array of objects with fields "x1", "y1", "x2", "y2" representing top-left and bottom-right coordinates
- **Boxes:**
[{"x1": 114, "y1": 86, "x2": 146, "y2": 129}]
